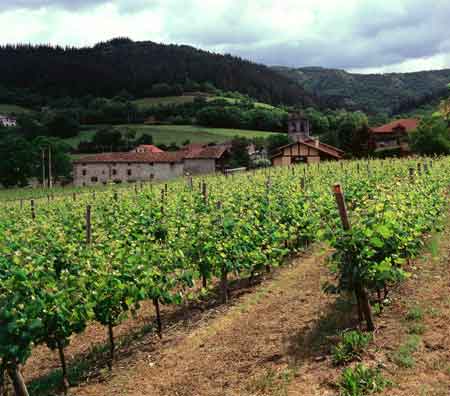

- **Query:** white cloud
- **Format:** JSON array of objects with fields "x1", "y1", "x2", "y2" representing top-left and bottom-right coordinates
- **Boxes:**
[{"x1": 0, "y1": 0, "x2": 449, "y2": 73}]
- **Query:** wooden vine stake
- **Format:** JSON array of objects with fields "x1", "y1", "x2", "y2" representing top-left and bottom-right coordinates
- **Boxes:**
[
  {"x1": 408, "y1": 167, "x2": 415, "y2": 183},
  {"x1": 86, "y1": 205, "x2": 92, "y2": 245},
  {"x1": 153, "y1": 298, "x2": 163, "y2": 339},
  {"x1": 30, "y1": 199, "x2": 36, "y2": 220},
  {"x1": 6, "y1": 366, "x2": 29, "y2": 396},
  {"x1": 202, "y1": 182, "x2": 208, "y2": 203},
  {"x1": 333, "y1": 184, "x2": 375, "y2": 331}
]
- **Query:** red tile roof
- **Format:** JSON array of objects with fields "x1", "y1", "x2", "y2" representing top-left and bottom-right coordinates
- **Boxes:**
[
  {"x1": 371, "y1": 119, "x2": 419, "y2": 134},
  {"x1": 303, "y1": 138, "x2": 345, "y2": 154},
  {"x1": 134, "y1": 144, "x2": 164, "y2": 153},
  {"x1": 183, "y1": 146, "x2": 229, "y2": 159},
  {"x1": 181, "y1": 143, "x2": 207, "y2": 155},
  {"x1": 73, "y1": 152, "x2": 183, "y2": 164}
]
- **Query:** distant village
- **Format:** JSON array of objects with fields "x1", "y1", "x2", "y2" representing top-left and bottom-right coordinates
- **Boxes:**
[
  {"x1": 0, "y1": 110, "x2": 420, "y2": 187},
  {"x1": 70, "y1": 114, "x2": 419, "y2": 187}
]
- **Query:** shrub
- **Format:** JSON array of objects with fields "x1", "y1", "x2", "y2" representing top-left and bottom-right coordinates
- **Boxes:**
[
  {"x1": 332, "y1": 330, "x2": 373, "y2": 366},
  {"x1": 338, "y1": 364, "x2": 390, "y2": 396}
]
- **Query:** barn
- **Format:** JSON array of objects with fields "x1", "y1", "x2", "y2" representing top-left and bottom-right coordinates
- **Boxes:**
[{"x1": 271, "y1": 139, "x2": 343, "y2": 166}]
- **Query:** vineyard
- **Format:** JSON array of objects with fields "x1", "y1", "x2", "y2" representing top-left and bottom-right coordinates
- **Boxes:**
[{"x1": 1, "y1": 157, "x2": 449, "y2": 396}]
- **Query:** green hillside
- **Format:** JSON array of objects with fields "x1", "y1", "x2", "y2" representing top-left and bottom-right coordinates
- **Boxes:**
[
  {"x1": 133, "y1": 95, "x2": 274, "y2": 111},
  {"x1": 65, "y1": 124, "x2": 281, "y2": 148},
  {"x1": 274, "y1": 66, "x2": 450, "y2": 115},
  {"x1": 0, "y1": 104, "x2": 32, "y2": 115}
]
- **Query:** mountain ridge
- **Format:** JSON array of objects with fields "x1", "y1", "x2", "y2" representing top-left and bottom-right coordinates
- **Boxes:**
[{"x1": 273, "y1": 65, "x2": 450, "y2": 115}]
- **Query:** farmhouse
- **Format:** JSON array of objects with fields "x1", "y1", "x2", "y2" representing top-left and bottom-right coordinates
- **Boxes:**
[
  {"x1": 271, "y1": 140, "x2": 343, "y2": 166},
  {"x1": 0, "y1": 115, "x2": 17, "y2": 128},
  {"x1": 73, "y1": 152, "x2": 184, "y2": 187},
  {"x1": 369, "y1": 118, "x2": 419, "y2": 155},
  {"x1": 73, "y1": 143, "x2": 231, "y2": 186},
  {"x1": 271, "y1": 113, "x2": 343, "y2": 166},
  {"x1": 183, "y1": 145, "x2": 230, "y2": 175}
]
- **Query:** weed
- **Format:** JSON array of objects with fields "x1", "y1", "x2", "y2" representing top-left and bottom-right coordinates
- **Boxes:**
[
  {"x1": 427, "y1": 307, "x2": 441, "y2": 318},
  {"x1": 407, "y1": 323, "x2": 426, "y2": 335},
  {"x1": 247, "y1": 368, "x2": 295, "y2": 396},
  {"x1": 406, "y1": 306, "x2": 424, "y2": 322},
  {"x1": 332, "y1": 330, "x2": 372, "y2": 366},
  {"x1": 391, "y1": 335, "x2": 421, "y2": 368},
  {"x1": 338, "y1": 364, "x2": 390, "y2": 396}
]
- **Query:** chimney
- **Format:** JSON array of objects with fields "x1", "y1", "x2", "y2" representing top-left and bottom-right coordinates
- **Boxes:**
[{"x1": 315, "y1": 138, "x2": 319, "y2": 148}]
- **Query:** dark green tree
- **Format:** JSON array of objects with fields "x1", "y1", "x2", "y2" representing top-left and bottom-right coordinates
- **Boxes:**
[{"x1": 410, "y1": 116, "x2": 450, "y2": 155}]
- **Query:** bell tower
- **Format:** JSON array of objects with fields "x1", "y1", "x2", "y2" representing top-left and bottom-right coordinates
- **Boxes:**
[{"x1": 288, "y1": 113, "x2": 311, "y2": 142}]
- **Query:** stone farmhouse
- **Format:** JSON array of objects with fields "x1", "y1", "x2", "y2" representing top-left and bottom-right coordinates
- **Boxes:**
[
  {"x1": 369, "y1": 118, "x2": 419, "y2": 155},
  {"x1": 271, "y1": 113, "x2": 343, "y2": 166},
  {"x1": 0, "y1": 115, "x2": 17, "y2": 128},
  {"x1": 73, "y1": 144, "x2": 230, "y2": 186}
]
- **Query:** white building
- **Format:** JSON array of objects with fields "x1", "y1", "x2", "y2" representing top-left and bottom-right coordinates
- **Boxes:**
[{"x1": 0, "y1": 115, "x2": 17, "y2": 128}]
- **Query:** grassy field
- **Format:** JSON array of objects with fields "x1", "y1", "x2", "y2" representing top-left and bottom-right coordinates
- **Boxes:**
[
  {"x1": 0, "y1": 104, "x2": 32, "y2": 115},
  {"x1": 133, "y1": 95, "x2": 275, "y2": 110},
  {"x1": 65, "y1": 124, "x2": 281, "y2": 148}
]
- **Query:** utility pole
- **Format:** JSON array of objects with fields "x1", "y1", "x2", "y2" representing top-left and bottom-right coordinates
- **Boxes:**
[
  {"x1": 48, "y1": 146, "x2": 53, "y2": 189},
  {"x1": 41, "y1": 149, "x2": 46, "y2": 188}
]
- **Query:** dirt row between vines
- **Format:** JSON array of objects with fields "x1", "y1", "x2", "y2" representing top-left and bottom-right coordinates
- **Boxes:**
[{"x1": 26, "y1": 225, "x2": 450, "y2": 396}]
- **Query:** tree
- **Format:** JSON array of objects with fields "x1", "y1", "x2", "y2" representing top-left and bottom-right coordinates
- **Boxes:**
[
  {"x1": 91, "y1": 127, "x2": 125, "y2": 151},
  {"x1": 135, "y1": 133, "x2": 154, "y2": 145},
  {"x1": 265, "y1": 134, "x2": 290, "y2": 155},
  {"x1": 0, "y1": 135, "x2": 37, "y2": 187},
  {"x1": 410, "y1": 116, "x2": 450, "y2": 155},
  {"x1": 44, "y1": 111, "x2": 80, "y2": 138},
  {"x1": 229, "y1": 137, "x2": 251, "y2": 168},
  {"x1": 32, "y1": 137, "x2": 73, "y2": 184}
]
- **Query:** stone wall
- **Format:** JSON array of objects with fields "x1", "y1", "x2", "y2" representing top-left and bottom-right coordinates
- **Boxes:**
[
  {"x1": 184, "y1": 159, "x2": 216, "y2": 175},
  {"x1": 73, "y1": 162, "x2": 184, "y2": 187}
]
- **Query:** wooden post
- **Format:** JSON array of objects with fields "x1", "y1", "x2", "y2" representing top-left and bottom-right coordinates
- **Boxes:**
[
  {"x1": 333, "y1": 183, "x2": 374, "y2": 332},
  {"x1": 30, "y1": 200, "x2": 36, "y2": 220},
  {"x1": 113, "y1": 191, "x2": 118, "y2": 201},
  {"x1": 408, "y1": 167, "x2": 414, "y2": 182},
  {"x1": 86, "y1": 205, "x2": 92, "y2": 245},
  {"x1": 72, "y1": 192, "x2": 76, "y2": 202},
  {"x1": 300, "y1": 177, "x2": 305, "y2": 190},
  {"x1": 202, "y1": 182, "x2": 207, "y2": 202},
  {"x1": 417, "y1": 163, "x2": 422, "y2": 176},
  {"x1": 333, "y1": 184, "x2": 350, "y2": 231}
]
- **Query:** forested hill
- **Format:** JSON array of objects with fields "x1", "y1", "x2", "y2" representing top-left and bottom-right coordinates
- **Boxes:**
[
  {"x1": 0, "y1": 38, "x2": 316, "y2": 107},
  {"x1": 274, "y1": 66, "x2": 450, "y2": 115}
]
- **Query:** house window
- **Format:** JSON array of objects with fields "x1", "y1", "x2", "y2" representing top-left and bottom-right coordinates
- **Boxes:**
[
  {"x1": 112, "y1": 169, "x2": 117, "y2": 176},
  {"x1": 127, "y1": 169, "x2": 132, "y2": 176},
  {"x1": 91, "y1": 177, "x2": 98, "y2": 183},
  {"x1": 82, "y1": 169, "x2": 87, "y2": 176}
]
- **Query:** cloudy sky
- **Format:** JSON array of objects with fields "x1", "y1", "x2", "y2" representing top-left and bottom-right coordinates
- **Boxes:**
[{"x1": 1, "y1": 0, "x2": 449, "y2": 74}]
